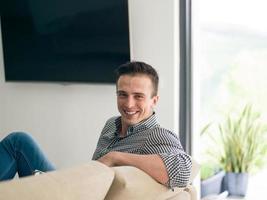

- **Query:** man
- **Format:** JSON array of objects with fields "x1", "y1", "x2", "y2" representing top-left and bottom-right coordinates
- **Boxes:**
[{"x1": 0, "y1": 61, "x2": 191, "y2": 188}]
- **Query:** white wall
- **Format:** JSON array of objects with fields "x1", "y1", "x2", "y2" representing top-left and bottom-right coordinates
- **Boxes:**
[{"x1": 0, "y1": 0, "x2": 179, "y2": 168}]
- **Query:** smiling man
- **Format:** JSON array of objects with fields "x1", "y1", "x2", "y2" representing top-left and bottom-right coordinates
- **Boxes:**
[
  {"x1": 93, "y1": 61, "x2": 192, "y2": 188},
  {"x1": 0, "y1": 61, "x2": 191, "y2": 188}
]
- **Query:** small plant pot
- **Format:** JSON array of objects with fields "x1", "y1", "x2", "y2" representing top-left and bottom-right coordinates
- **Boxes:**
[
  {"x1": 201, "y1": 171, "x2": 225, "y2": 198},
  {"x1": 222, "y1": 172, "x2": 248, "y2": 197}
]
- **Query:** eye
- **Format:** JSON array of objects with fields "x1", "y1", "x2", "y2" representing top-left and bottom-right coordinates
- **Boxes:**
[
  {"x1": 135, "y1": 94, "x2": 144, "y2": 100},
  {"x1": 117, "y1": 92, "x2": 127, "y2": 98}
]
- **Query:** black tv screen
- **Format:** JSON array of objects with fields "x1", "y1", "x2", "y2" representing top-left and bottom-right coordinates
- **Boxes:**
[{"x1": 1, "y1": 0, "x2": 130, "y2": 83}]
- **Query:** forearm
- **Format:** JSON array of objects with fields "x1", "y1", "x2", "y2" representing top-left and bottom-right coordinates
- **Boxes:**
[{"x1": 98, "y1": 152, "x2": 169, "y2": 185}]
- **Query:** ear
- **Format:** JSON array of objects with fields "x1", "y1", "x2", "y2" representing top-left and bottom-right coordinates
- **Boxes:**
[{"x1": 151, "y1": 95, "x2": 159, "y2": 108}]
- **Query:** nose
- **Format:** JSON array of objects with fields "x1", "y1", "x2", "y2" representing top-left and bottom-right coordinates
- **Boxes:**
[{"x1": 125, "y1": 96, "x2": 135, "y2": 108}]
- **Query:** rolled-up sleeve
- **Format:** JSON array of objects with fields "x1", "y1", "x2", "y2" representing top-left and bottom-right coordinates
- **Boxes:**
[{"x1": 142, "y1": 128, "x2": 192, "y2": 188}]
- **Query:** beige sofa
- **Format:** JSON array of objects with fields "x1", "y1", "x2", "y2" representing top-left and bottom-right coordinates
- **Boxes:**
[{"x1": 0, "y1": 161, "x2": 199, "y2": 200}]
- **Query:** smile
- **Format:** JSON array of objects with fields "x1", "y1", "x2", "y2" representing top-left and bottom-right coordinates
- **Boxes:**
[{"x1": 125, "y1": 111, "x2": 138, "y2": 115}]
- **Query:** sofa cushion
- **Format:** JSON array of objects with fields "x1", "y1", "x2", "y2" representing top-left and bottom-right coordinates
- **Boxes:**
[{"x1": 0, "y1": 161, "x2": 114, "y2": 200}]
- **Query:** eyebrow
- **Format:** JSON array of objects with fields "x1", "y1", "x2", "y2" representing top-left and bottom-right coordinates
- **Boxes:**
[{"x1": 116, "y1": 90, "x2": 145, "y2": 96}]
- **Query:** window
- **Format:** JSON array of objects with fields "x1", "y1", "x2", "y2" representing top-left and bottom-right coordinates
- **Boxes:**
[{"x1": 193, "y1": 0, "x2": 267, "y2": 198}]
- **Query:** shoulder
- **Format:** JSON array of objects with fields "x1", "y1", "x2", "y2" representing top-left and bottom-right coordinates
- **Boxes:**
[
  {"x1": 142, "y1": 127, "x2": 184, "y2": 153},
  {"x1": 148, "y1": 126, "x2": 179, "y2": 139},
  {"x1": 144, "y1": 126, "x2": 181, "y2": 145},
  {"x1": 103, "y1": 116, "x2": 121, "y2": 128},
  {"x1": 104, "y1": 116, "x2": 118, "y2": 125},
  {"x1": 100, "y1": 116, "x2": 119, "y2": 134}
]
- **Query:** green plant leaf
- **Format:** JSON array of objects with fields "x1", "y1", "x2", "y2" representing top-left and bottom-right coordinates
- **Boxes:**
[{"x1": 202, "y1": 104, "x2": 267, "y2": 173}]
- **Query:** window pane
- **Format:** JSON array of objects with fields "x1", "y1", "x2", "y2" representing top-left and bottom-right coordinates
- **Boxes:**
[{"x1": 193, "y1": 0, "x2": 267, "y2": 198}]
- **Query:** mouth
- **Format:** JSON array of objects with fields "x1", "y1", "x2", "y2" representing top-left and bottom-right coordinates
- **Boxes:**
[{"x1": 124, "y1": 110, "x2": 138, "y2": 116}]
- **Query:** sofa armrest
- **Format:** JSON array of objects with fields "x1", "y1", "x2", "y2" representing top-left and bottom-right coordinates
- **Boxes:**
[{"x1": 105, "y1": 166, "x2": 197, "y2": 200}]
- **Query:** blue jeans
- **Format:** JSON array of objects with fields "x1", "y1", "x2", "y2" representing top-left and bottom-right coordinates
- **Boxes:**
[{"x1": 0, "y1": 132, "x2": 55, "y2": 181}]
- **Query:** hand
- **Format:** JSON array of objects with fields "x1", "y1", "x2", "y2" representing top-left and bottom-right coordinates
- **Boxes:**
[{"x1": 97, "y1": 151, "x2": 119, "y2": 167}]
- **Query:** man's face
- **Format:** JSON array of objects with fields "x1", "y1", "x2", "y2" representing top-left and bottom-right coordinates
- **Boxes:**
[{"x1": 116, "y1": 74, "x2": 159, "y2": 129}]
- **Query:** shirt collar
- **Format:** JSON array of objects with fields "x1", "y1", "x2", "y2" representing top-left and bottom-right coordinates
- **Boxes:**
[{"x1": 115, "y1": 112, "x2": 159, "y2": 137}]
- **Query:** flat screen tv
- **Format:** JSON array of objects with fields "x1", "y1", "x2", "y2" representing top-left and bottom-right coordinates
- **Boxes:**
[{"x1": 1, "y1": 0, "x2": 130, "y2": 83}]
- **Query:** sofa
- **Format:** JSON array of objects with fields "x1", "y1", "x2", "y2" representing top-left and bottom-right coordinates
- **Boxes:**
[{"x1": 0, "y1": 160, "x2": 199, "y2": 200}]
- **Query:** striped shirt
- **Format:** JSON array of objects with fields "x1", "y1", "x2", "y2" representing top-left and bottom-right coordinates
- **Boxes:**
[{"x1": 92, "y1": 113, "x2": 192, "y2": 188}]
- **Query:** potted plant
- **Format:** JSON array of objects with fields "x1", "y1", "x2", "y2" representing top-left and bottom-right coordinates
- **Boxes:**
[
  {"x1": 206, "y1": 104, "x2": 267, "y2": 197},
  {"x1": 200, "y1": 162, "x2": 225, "y2": 198}
]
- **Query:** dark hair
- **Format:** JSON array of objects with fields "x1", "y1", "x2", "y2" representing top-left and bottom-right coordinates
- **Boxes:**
[{"x1": 115, "y1": 61, "x2": 159, "y2": 96}]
